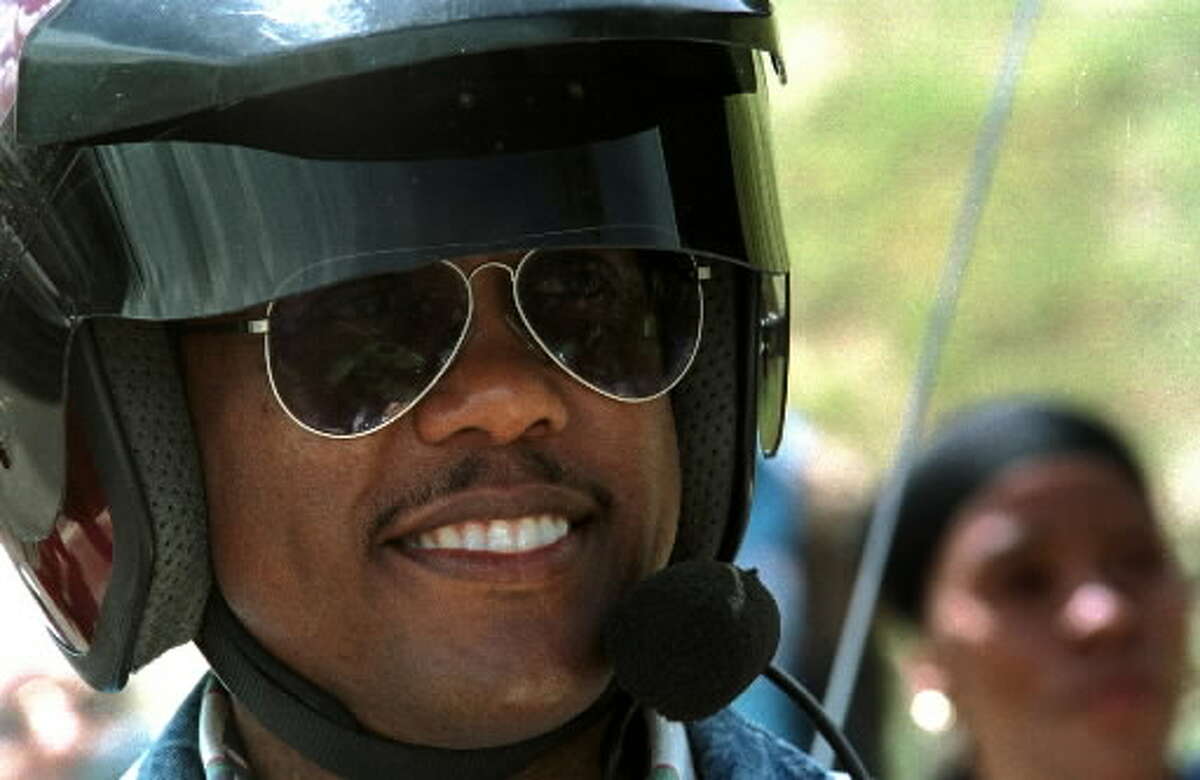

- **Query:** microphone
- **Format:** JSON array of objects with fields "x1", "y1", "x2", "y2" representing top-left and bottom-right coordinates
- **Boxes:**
[
  {"x1": 603, "y1": 560, "x2": 780, "y2": 722},
  {"x1": 603, "y1": 560, "x2": 873, "y2": 780}
]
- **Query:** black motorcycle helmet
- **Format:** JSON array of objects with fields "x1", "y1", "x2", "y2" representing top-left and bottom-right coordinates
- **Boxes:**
[{"x1": 0, "y1": 0, "x2": 791, "y2": 775}]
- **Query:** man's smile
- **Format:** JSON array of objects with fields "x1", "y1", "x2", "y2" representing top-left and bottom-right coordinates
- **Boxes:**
[
  {"x1": 403, "y1": 515, "x2": 571, "y2": 553},
  {"x1": 372, "y1": 484, "x2": 601, "y2": 584}
]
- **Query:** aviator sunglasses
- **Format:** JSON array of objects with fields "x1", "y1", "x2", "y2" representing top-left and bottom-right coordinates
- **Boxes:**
[{"x1": 190, "y1": 248, "x2": 708, "y2": 438}]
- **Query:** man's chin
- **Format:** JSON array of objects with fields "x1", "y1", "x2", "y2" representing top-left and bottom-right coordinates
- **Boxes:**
[{"x1": 349, "y1": 667, "x2": 615, "y2": 750}]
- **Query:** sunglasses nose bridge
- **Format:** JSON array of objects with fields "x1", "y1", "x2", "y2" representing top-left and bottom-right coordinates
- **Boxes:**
[
  {"x1": 464, "y1": 260, "x2": 517, "y2": 283},
  {"x1": 463, "y1": 261, "x2": 517, "y2": 310},
  {"x1": 461, "y1": 261, "x2": 543, "y2": 358}
]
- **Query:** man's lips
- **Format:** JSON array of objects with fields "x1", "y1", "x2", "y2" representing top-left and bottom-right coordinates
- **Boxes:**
[
  {"x1": 373, "y1": 484, "x2": 599, "y2": 558},
  {"x1": 404, "y1": 515, "x2": 571, "y2": 554}
]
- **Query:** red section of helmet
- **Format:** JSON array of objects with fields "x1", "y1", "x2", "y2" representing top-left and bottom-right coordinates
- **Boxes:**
[
  {"x1": 18, "y1": 404, "x2": 114, "y2": 652},
  {"x1": 1, "y1": 0, "x2": 62, "y2": 119},
  {"x1": 30, "y1": 512, "x2": 113, "y2": 651}
]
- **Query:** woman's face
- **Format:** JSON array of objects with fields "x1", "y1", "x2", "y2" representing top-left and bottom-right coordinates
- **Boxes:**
[{"x1": 922, "y1": 454, "x2": 1191, "y2": 779}]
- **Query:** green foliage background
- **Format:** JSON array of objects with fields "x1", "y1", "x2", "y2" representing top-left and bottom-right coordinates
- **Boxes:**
[{"x1": 767, "y1": 1, "x2": 1200, "y2": 776}]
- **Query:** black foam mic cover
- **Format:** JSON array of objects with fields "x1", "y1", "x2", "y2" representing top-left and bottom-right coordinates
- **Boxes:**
[{"x1": 603, "y1": 560, "x2": 781, "y2": 722}]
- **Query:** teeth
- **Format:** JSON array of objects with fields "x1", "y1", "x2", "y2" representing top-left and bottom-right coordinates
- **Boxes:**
[
  {"x1": 408, "y1": 516, "x2": 570, "y2": 554},
  {"x1": 488, "y1": 521, "x2": 514, "y2": 552},
  {"x1": 462, "y1": 522, "x2": 486, "y2": 551},
  {"x1": 515, "y1": 518, "x2": 538, "y2": 550},
  {"x1": 435, "y1": 525, "x2": 461, "y2": 549}
]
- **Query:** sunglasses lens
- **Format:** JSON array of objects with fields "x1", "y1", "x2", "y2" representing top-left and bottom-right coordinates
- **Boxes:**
[
  {"x1": 516, "y1": 249, "x2": 702, "y2": 399},
  {"x1": 265, "y1": 248, "x2": 702, "y2": 436},
  {"x1": 267, "y1": 264, "x2": 468, "y2": 436}
]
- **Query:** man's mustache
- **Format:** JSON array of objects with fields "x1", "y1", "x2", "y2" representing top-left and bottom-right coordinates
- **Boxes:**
[{"x1": 368, "y1": 447, "x2": 614, "y2": 538}]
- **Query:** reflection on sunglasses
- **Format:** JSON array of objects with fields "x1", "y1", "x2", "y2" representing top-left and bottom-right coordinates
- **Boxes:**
[{"x1": 190, "y1": 248, "x2": 707, "y2": 438}]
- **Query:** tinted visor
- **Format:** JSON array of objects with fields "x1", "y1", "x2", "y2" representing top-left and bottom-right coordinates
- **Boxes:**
[
  {"x1": 267, "y1": 248, "x2": 703, "y2": 437},
  {"x1": 0, "y1": 46, "x2": 790, "y2": 542}
]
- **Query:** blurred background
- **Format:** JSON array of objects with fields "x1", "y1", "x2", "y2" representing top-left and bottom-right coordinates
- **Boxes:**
[
  {"x1": 742, "y1": 0, "x2": 1200, "y2": 777},
  {"x1": 1, "y1": 0, "x2": 1198, "y2": 777}
]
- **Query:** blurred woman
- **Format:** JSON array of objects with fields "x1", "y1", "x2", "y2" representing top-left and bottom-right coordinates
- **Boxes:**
[{"x1": 882, "y1": 398, "x2": 1193, "y2": 780}]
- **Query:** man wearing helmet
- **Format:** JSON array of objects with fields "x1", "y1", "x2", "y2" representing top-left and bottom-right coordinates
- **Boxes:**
[
  {"x1": 181, "y1": 252, "x2": 687, "y2": 771},
  {"x1": 0, "y1": 0, "x2": 833, "y2": 777}
]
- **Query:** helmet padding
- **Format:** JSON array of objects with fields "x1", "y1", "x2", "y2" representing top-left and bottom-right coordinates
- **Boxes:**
[
  {"x1": 88, "y1": 318, "x2": 209, "y2": 671},
  {"x1": 670, "y1": 261, "x2": 748, "y2": 562}
]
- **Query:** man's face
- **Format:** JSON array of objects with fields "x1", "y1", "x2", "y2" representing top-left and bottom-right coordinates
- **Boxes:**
[{"x1": 181, "y1": 255, "x2": 681, "y2": 747}]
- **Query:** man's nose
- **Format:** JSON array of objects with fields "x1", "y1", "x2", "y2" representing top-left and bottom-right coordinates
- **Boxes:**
[
  {"x1": 1060, "y1": 580, "x2": 1135, "y2": 645},
  {"x1": 411, "y1": 269, "x2": 569, "y2": 446}
]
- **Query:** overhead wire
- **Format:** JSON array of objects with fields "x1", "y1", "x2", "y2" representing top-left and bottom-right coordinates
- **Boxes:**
[{"x1": 809, "y1": 0, "x2": 1043, "y2": 769}]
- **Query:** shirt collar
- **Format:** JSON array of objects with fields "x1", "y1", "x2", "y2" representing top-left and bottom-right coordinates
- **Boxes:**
[{"x1": 198, "y1": 676, "x2": 696, "y2": 780}]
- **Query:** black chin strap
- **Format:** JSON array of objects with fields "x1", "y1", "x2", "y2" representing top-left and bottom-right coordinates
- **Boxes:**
[{"x1": 197, "y1": 592, "x2": 630, "y2": 779}]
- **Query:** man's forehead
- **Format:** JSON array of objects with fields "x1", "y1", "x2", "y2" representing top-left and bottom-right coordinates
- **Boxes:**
[
  {"x1": 452, "y1": 251, "x2": 526, "y2": 274},
  {"x1": 188, "y1": 247, "x2": 654, "y2": 325},
  {"x1": 185, "y1": 303, "x2": 268, "y2": 326},
  {"x1": 189, "y1": 250, "x2": 536, "y2": 322}
]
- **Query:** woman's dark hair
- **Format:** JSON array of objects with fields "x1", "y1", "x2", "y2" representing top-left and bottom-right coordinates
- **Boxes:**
[{"x1": 881, "y1": 397, "x2": 1145, "y2": 623}]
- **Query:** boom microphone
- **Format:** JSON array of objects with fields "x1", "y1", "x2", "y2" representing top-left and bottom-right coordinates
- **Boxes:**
[
  {"x1": 603, "y1": 560, "x2": 874, "y2": 779},
  {"x1": 603, "y1": 560, "x2": 780, "y2": 722}
]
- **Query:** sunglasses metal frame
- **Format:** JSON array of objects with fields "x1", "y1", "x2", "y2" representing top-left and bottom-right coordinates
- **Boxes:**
[{"x1": 186, "y1": 249, "x2": 709, "y2": 439}]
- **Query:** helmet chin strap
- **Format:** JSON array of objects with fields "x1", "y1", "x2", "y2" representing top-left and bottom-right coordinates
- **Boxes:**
[{"x1": 197, "y1": 591, "x2": 630, "y2": 780}]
